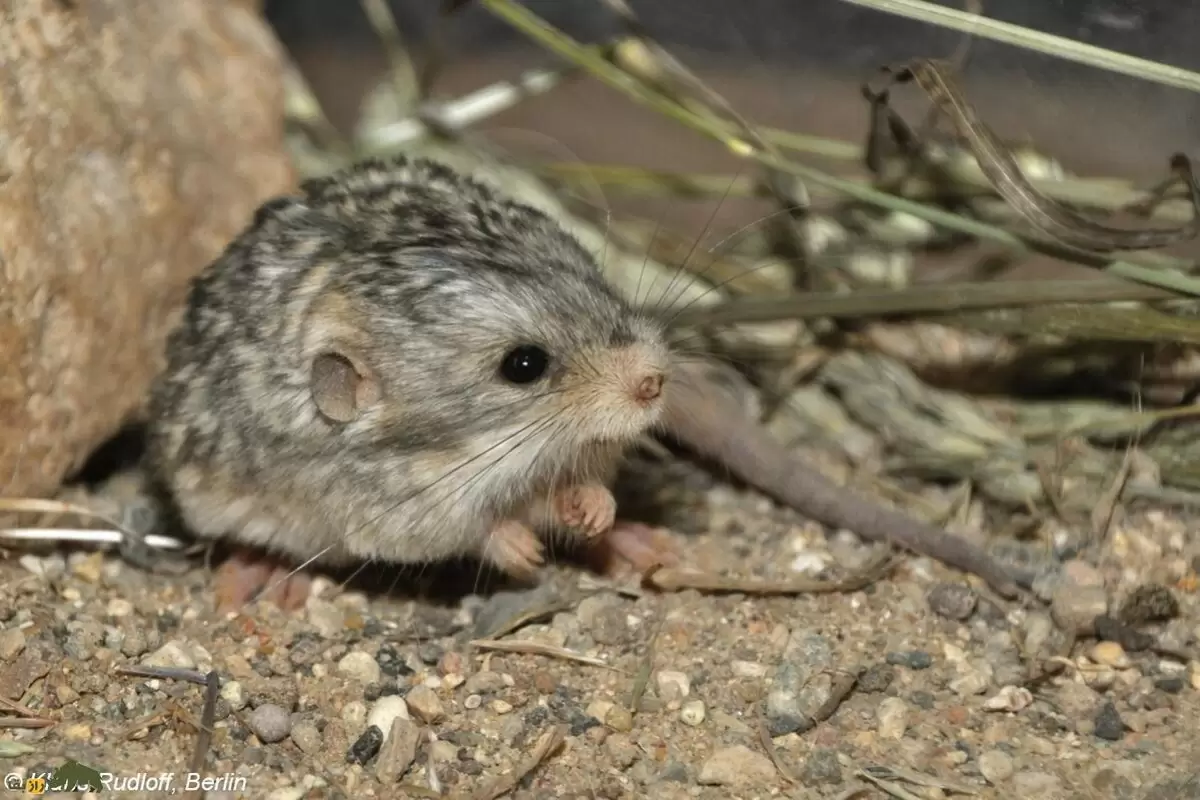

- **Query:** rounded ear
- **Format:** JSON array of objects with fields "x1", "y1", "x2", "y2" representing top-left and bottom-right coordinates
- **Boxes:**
[{"x1": 310, "y1": 348, "x2": 381, "y2": 424}]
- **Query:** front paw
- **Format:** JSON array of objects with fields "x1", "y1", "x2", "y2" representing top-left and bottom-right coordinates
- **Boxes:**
[
  {"x1": 554, "y1": 483, "x2": 617, "y2": 539},
  {"x1": 483, "y1": 519, "x2": 545, "y2": 579}
]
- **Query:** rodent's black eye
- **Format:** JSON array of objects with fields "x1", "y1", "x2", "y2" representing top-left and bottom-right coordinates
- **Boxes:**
[{"x1": 498, "y1": 345, "x2": 550, "y2": 385}]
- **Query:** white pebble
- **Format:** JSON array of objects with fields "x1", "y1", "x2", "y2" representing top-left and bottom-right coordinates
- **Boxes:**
[
  {"x1": 983, "y1": 685, "x2": 1033, "y2": 712},
  {"x1": 367, "y1": 695, "x2": 410, "y2": 741},
  {"x1": 876, "y1": 697, "x2": 909, "y2": 740},
  {"x1": 489, "y1": 699, "x2": 513, "y2": 714},
  {"x1": 679, "y1": 700, "x2": 706, "y2": 727},
  {"x1": 341, "y1": 700, "x2": 367, "y2": 729},
  {"x1": 789, "y1": 551, "x2": 832, "y2": 575},
  {"x1": 220, "y1": 681, "x2": 247, "y2": 711},
  {"x1": 979, "y1": 749, "x2": 1014, "y2": 783},
  {"x1": 142, "y1": 641, "x2": 195, "y2": 670},
  {"x1": 464, "y1": 694, "x2": 482, "y2": 710},
  {"x1": 731, "y1": 660, "x2": 768, "y2": 679},
  {"x1": 106, "y1": 598, "x2": 134, "y2": 618},
  {"x1": 337, "y1": 651, "x2": 382, "y2": 684},
  {"x1": 654, "y1": 670, "x2": 691, "y2": 703}
]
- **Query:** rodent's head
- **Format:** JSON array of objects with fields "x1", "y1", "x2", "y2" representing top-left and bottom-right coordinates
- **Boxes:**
[{"x1": 254, "y1": 157, "x2": 670, "y2": 476}]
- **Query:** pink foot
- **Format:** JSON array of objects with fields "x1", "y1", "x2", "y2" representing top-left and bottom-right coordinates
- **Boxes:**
[
  {"x1": 482, "y1": 519, "x2": 545, "y2": 579},
  {"x1": 554, "y1": 483, "x2": 617, "y2": 539},
  {"x1": 214, "y1": 549, "x2": 313, "y2": 613},
  {"x1": 589, "y1": 521, "x2": 681, "y2": 575}
]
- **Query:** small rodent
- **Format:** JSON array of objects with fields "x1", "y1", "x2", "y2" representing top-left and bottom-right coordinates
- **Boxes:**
[{"x1": 145, "y1": 155, "x2": 1018, "y2": 609}]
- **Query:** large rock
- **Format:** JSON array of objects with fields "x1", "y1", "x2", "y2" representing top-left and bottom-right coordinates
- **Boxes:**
[{"x1": 0, "y1": 0, "x2": 295, "y2": 496}]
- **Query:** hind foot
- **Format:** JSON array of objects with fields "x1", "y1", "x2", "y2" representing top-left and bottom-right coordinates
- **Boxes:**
[
  {"x1": 553, "y1": 483, "x2": 616, "y2": 539},
  {"x1": 591, "y1": 521, "x2": 681, "y2": 575},
  {"x1": 214, "y1": 548, "x2": 313, "y2": 613}
]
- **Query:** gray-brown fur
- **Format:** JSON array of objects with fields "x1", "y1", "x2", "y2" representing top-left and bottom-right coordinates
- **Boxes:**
[{"x1": 146, "y1": 156, "x2": 669, "y2": 570}]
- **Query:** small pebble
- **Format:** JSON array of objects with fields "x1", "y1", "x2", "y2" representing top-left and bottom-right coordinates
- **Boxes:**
[
  {"x1": 464, "y1": 694, "x2": 482, "y2": 710},
  {"x1": 1155, "y1": 675, "x2": 1185, "y2": 694},
  {"x1": 489, "y1": 699, "x2": 513, "y2": 714},
  {"x1": 305, "y1": 598, "x2": 345, "y2": 637},
  {"x1": 142, "y1": 641, "x2": 195, "y2": 670},
  {"x1": 290, "y1": 722, "x2": 322, "y2": 755},
  {"x1": 1051, "y1": 563, "x2": 1109, "y2": 635},
  {"x1": 979, "y1": 749, "x2": 1015, "y2": 783},
  {"x1": 927, "y1": 582, "x2": 978, "y2": 620},
  {"x1": 341, "y1": 700, "x2": 367, "y2": 729},
  {"x1": 367, "y1": 695, "x2": 410, "y2": 738},
  {"x1": 605, "y1": 733, "x2": 638, "y2": 770},
  {"x1": 654, "y1": 670, "x2": 691, "y2": 704},
  {"x1": 247, "y1": 704, "x2": 291, "y2": 744},
  {"x1": 697, "y1": 745, "x2": 777, "y2": 787},
  {"x1": 463, "y1": 670, "x2": 507, "y2": 695},
  {"x1": 605, "y1": 705, "x2": 633, "y2": 733},
  {"x1": 533, "y1": 671, "x2": 557, "y2": 694},
  {"x1": 428, "y1": 740, "x2": 458, "y2": 763},
  {"x1": 679, "y1": 700, "x2": 706, "y2": 727},
  {"x1": 876, "y1": 697, "x2": 909, "y2": 739},
  {"x1": 801, "y1": 749, "x2": 842, "y2": 785},
  {"x1": 0, "y1": 628, "x2": 26, "y2": 661},
  {"x1": 347, "y1": 725, "x2": 383, "y2": 765},
  {"x1": 982, "y1": 685, "x2": 1032, "y2": 712},
  {"x1": 857, "y1": 664, "x2": 895, "y2": 693},
  {"x1": 375, "y1": 717, "x2": 421, "y2": 783},
  {"x1": 886, "y1": 650, "x2": 932, "y2": 670},
  {"x1": 730, "y1": 660, "x2": 768, "y2": 678},
  {"x1": 1090, "y1": 641, "x2": 1132, "y2": 669},
  {"x1": 105, "y1": 598, "x2": 134, "y2": 618},
  {"x1": 220, "y1": 680, "x2": 247, "y2": 712},
  {"x1": 1118, "y1": 584, "x2": 1179, "y2": 624},
  {"x1": 405, "y1": 685, "x2": 444, "y2": 723},
  {"x1": 1094, "y1": 701, "x2": 1126, "y2": 741},
  {"x1": 337, "y1": 651, "x2": 382, "y2": 685},
  {"x1": 949, "y1": 660, "x2": 994, "y2": 696},
  {"x1": 1012, "y1": 771, "x2": 1062, "y2": 799}
]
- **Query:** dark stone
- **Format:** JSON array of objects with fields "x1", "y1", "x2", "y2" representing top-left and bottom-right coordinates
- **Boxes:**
[
  {"x1": 346, "y1": 725, "x2": 384, "y2": 765},
  {"x1": 1119, "y1": 585, "x2": 1180, "y2": 625},
  {"x1": 1094, "y1": 701, "x2": 1126, "y2": 742},
  {"x1": 927, "y1": 582, "x2": 978, "y2": 620},
  {"x1": 886, "y1": 650, "x2": 933, "y2": 670}
]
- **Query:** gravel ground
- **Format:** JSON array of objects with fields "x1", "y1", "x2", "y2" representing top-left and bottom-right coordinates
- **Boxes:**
[{"x1": 2, "y1": 449, "x2": 1200, "y2": 800}]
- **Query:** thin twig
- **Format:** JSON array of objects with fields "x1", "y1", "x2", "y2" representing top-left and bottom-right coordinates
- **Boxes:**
[
  {"x1": 469, "y1": 724, "x2": 568, "y2": 800},
  {"x1": 0, "y1": 527, "x2": 186, "y2": 550},
  {"x1": 627, "y1": 611, "x2": 665, "y2": 716},
  {"x1": 114, "y1": 665, "x2": 212, "y2": 685},
  {"x1": 182, "y1": 671, "x2": 221, "y2": 800},
  {"x1": 642, "y1": 552, "x2": 896, "y2": 594},
  {"x1": 668, "y1": 278, "x2": 1176, "y2": 328},
  {"x1": 836, "y1": 0, "x2": 1200, "y2": 94},
  {"x1": 469, "y1": 639, "x2": 621, "y2": 671},
  {"x1": 360, "y1": 67, "x2": 575, "y2": 152},
  {"x1": 480, "y1": 599, "x2": 581, "y2": 644},
  {"x1": 756, "y1": 720, "x2": 799, "y2": 784}
]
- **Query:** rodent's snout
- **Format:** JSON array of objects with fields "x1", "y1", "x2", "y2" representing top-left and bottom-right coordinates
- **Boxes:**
[{"x1": 632, "y1": 371, "x2": 665, "y2": 407}]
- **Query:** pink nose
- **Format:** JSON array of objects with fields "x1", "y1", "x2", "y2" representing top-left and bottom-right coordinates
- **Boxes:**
[{"x1": 634, "y1": 372, "x2": 664, "y2": 405}]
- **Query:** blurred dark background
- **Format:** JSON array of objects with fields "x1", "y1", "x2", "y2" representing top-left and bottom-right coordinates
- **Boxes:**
[{"x1": 260, "y1": 0, "x2": 1200, "y2": 271}]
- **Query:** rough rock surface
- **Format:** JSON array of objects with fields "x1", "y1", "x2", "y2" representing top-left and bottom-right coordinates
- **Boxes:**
[{"x1": 0, "y1": 0, "x2": 295, "y2": 496}]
